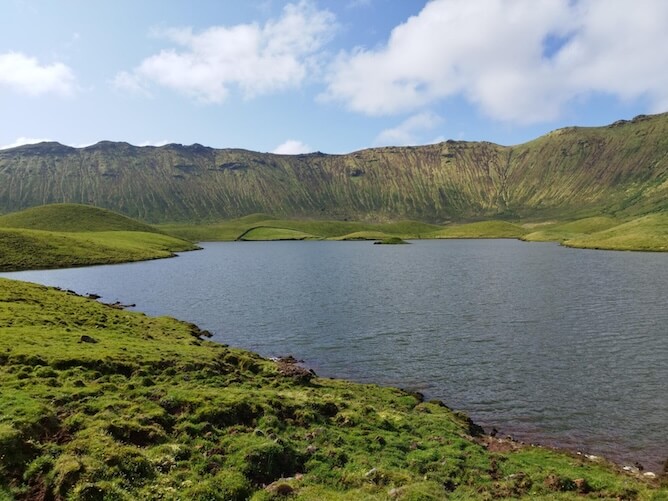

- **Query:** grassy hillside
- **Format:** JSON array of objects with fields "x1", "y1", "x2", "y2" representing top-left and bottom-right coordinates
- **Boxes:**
[
  {"x1": 0, "y1": 113, "x2": 666, "y2": 223},
  {"x1": 0, "y1": 204, "x2": 158, "y2": 233},
  {"x1": 563, "y1": 213, "x2": 668, "y2": 251},
  {"x1": 521, "y1": 214, "x2": 668, "y2": 251},
  {"x1": 0, "y1": 205, "x2": 198, "y2": 271},
  {"x1": 0, "y1": 278, "x2": 664, "y2": 500},
  {"x1": 0, "y1": 229, "x2": 197, "y2": 272},
  {"x1": 522, "y1": 217, "x2": 621, "y2": 243}
]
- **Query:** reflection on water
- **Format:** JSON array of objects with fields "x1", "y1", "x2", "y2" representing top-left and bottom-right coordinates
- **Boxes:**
[{"x1": 3, "y1": 240, "x2": 667, "y2": 471}]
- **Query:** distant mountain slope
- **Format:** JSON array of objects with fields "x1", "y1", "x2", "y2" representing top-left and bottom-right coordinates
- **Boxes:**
[
  {"x1": 0, "y1": 114, "x2": 666, "y2": 223},
  {"x1": 0, "y1": 203, "x2": 159, "y2": 233}
]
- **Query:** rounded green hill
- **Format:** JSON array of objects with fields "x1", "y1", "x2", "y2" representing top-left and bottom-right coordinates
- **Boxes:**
[{"x1": 0, "y1": 203, "x2": 159, "y2": 233}]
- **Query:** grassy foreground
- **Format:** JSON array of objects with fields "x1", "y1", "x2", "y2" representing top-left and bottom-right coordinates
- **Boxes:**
[
  {"x1": 0, "y1": 205, "x2": 198, "y2": 272},
  {"x1": 0, "y1": 278, "x2": 665, "y2": 500}
]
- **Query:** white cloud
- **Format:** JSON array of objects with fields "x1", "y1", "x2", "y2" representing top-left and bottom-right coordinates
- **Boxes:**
[
  {"x1": 0, "y1": 137, "x2": 53, "y2": 150},
  {"x1": 272, "y1": 139, "x2": 312, "y2": 154},
  {"x1": 116, "y1": 1, "x2": 336, "y2": 103},
  {"x1": 375, "y1": 112, "x2": 442, "y2": 146},
  {"x1": 0, "y1": 52, "x2": 76, "y2": 97},
  {"x1": 323, "y1": 0, "x2": 668, "y2": 123}
]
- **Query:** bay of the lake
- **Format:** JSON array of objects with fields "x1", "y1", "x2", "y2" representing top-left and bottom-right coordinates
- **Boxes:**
[{"x1": 2, "y1": 239, "x2": 666, "y2": 471}]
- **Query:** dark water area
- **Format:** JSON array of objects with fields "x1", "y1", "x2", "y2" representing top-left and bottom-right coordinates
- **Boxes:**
[{"x1": 2, "y1": 240, "x2": 667, "y2": 471}]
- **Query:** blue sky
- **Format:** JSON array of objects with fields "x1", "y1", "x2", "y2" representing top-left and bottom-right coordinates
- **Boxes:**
[{"x1": 1, "y1": 0, "x2": 667, "y2": 154}]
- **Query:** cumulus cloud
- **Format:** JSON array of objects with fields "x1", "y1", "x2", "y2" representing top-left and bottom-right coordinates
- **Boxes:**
[
  {"x1": 0, "y1": 137, "x2": 53, "y2": 150},
  {"x1": 272, "y1": 139, "x2": 312, "y2": 154},
  {"x1": 0, "y1": 52, "x2": 76, "y2": 97},
  {"x1": 116, "y1": 1, "x2": 336, "y2": 103},
  {"x1": 323, "y1": 0, "x2": 668, "y2": 123},
  {"x1": 375, "y1": 112, "x2": 442, "y2": 146}
]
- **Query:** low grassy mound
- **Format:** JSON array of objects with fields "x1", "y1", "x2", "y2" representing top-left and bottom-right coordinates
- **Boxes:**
[
  {"x1": 0, "y1": 278, "x2": 664, "y2": 500},
  {"x1": 238, "y1": 227, "x2": 317, "y2": 241},
  {"x1": 522, "y1": 216, "x2": 621, "y2": 242},
  {"x1": 0, "y1": 204, "x2": 198, "y2": 271},
  {"x1": 564, "y1": 213, "x2": 668, "y2": 251},
  {"x1": 0, "y1": 229, "x2": 198, "y2": 272},
  {"x1": 429, "y1": 221, "x2": 529, "y2": 239},
  {"x1": 0, "y1": 204, "x2": 158, "y2": 233}
]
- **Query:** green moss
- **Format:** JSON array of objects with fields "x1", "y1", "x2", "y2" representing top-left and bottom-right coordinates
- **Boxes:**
[{"x1": 181, "y1": 471, "x2": 251, "y2": 500}]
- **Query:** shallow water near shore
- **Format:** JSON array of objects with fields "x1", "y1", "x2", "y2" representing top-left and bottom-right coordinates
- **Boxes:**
[{"x1": 2, "y1": 239, "x2": 667, "y2": 471}]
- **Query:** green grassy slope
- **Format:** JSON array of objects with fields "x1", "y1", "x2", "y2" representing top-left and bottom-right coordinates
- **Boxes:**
[
  {"x1": 521, "y1": 214, "x2": 668, "y2": 251},
  {"x1": 0, "y1": 278, "x2": 664, "y2": 500},
  {"x1": 0, "y1": 205, "x2": 198, "y2": 271},
  {"x1": 1, "y1": 113, "x2": 666, "y2": 223},
  {"x1": 0, "y1": 203, "x2": 158, "y2": 233},
  {"x1": 564, "y1": 213, "x2": 668, "y2": 251},
  {"x1": 522, "y1": 217, "x2": 621, "y2": 242},
  {"x1": 0, "y1": 229, "x2": 197, "y2": 271}
]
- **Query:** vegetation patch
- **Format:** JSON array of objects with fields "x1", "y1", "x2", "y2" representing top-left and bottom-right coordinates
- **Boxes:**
[{"x1": 0, "y1": 278, "x2": 664, "y2": 499}]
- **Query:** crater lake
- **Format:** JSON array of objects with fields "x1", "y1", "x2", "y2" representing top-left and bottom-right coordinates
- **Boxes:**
[{"x1": 2, "y1": 239, "x2": 666, "y2": 471}]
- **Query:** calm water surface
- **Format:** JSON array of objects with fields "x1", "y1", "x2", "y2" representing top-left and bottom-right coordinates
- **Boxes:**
[{"x1": 2, "y1": 240, "x2": 667, "y2": 470}]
